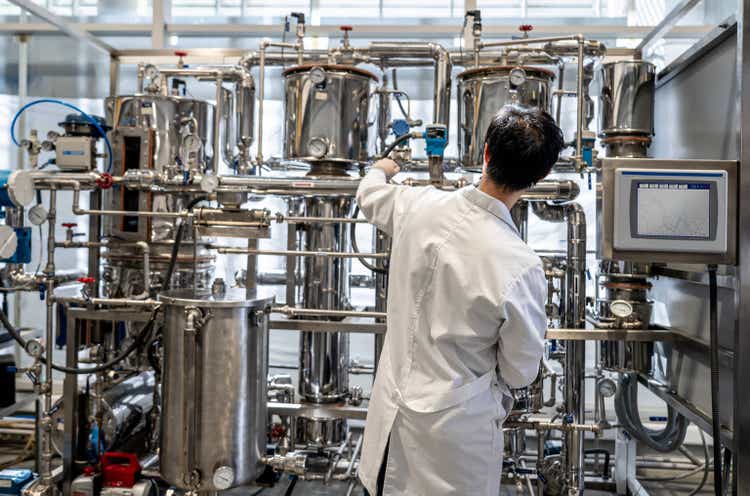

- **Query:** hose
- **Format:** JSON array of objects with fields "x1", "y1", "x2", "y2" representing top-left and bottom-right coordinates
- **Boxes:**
[
  {"x1": 688, "y1": 429, "x2": 710, "y2": 496},
  {"x1": 378, "y1": 132, "x2": 412, "y2": 160},
  {"x1": 0, "y1": 305, "x2": 159, "y2": 375},
  {"x1": 614, "y1": 372, "x2": 688, "y2": 453},
  {"x1": 162, "y1": 195, "x2": 209, "y2": 291},
  {"x1": 350, "y1": 206, "x2": 387, "y2": 275},
  {"x1": 708, "y1": 264, "x2": 723, "y2": 495},
  {"x1": 10, "y1": 99, "x2": 113, "y2": 173}
]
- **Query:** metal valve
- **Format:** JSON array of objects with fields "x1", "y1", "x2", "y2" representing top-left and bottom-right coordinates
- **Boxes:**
[{"x1": 62, "y1": 222, "x2": 85, "y2": 242}]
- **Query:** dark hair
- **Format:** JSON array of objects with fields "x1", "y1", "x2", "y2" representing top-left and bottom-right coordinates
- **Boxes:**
[{"x1": 483, "y1": 105, "x2": 565, "y2": 191}]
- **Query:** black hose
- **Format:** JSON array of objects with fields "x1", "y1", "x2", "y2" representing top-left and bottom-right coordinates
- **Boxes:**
[
  {"x1": 283, "y1": 475, "x2": 298, "y2": 496},
  {"x1": 708, "y1": 264, "x2": 723, "y2": 495},
  {"x1": 350, "y1": 206, "x2": 387, "y2": 275},
  {"x1": 0, "y1": 306, "x2": 159, "y2": 375},
  {"x1": 379, "y1": 133, "x2": 412, "y2": 160},
  {"x1": 162, "y1": 195, "x2": 208, "y2": 291}
]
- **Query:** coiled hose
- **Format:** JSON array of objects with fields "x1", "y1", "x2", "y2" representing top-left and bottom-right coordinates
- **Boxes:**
[
  {"x1": 614, "y1": 372, "x2": 689, "y2": 453},
  {"x1": 350, "y1": 206, "x2": 387, "y2": 275}
]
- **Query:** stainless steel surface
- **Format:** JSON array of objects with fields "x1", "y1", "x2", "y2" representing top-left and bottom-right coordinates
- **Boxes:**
[
  {"x1": 456, "y1": 66, "x2": 554, "y2": 171},
  {"x1": 598, "y1": 61, "x2": 656, "y2": 138},
  {"x1": 270, "y1": 318, "x2": 386, "y2": 334},
  {"x1": 158, "y1": 289, "x2": 273, "y2": 491},
  {"x1": 283, "y1": 65, "x2": 376, "y2": 167},
  {"x1": 295, "y1": 416, "x2": 347, "y2": 448},
  {"x1": 268, "y1": 401, "x2": 368, "y2": 421},
  {"x1": 599, "y1": 158, "x2": 738, "y2": 265},
  {"x1": 299, "y1": 196, "x2": 353, "y2": 404}
]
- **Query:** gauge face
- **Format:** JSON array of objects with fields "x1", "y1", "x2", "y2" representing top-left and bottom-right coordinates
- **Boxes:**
[
  {"x1": 144, "y1": 64, "x2": 160, "y2": 81},
  {"x1": 597, "y1": 378, "x2": 617, "y2": 398},
  {"x1": 309, "y1": 66, "x2": 327, "y2": 85},
  {"x1": 609, "y1": 300, "x2": 634, "y2": 319},
  {"x1": 200, "y1": 175, "x2": 220, "y2": 193},
  {"x1": 509, "y1": 68, "x2": 527, "y2": 86},
  {"x1": 212, "y1": 466, "x2": 235, "y2": 490},
  {"x1": 308, "y1": 137, "x2": 328, "y2": 159},
  {"x1": 28, "y1": 205, "x2": 48, "y2": 226},
  {"x1": 183, "y1": 134, "x2": 202, "y2": 153},
  {"x1": 26, "y1": 339, "x2": 44, "y2": 358}
]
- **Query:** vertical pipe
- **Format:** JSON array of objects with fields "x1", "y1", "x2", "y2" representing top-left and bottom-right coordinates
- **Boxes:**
[
  {"x1": 109, "y1": 55, "x2": 120, "y2": 98},
  {"x1": 213, "y1": 77, "x2": 223, "y2": 175},
  {"x1": 42, "y1": 188, "x2": 56, "y2": 483},
  {"x1": 575, "y1": 36, "x2": 585, "y2": 171},
  {"x1": 62, "y1": 310, "x2": 79, "y2": 495},
  {"x1": 432, "y1": 45, "x2": 452, "y2": 127},
  {"x1": 256, "y1": 43, "x2": 267, "y2": 167},
  {"x1": 246, "y1": 238, "x2": 258, "y2": 299}
]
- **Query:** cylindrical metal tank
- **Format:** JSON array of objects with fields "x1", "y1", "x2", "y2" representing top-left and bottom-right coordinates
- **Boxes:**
[
  {"x1": 598, "y1": 61, "x2": 655, "y2": 138},
  {"x1": 282, "y1": 64, "x2": 377, "y2": 169},
  {"x1": 103, "y1": 95, "x2": 216, "y2": 296},
  {"x1": 299, "y1": 196, "x2": 352, "y2": 403},
  {"x1": 158, "y1": 289, "x2": 273, "y2": 492},
  {"x1": 457, "y1": 66, "x2": 555, "y2": 171}
]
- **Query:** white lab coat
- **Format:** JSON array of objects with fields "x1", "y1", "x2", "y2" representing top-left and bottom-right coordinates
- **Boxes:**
[{"x1": 356, "y1": 169, "x2": 548, "y2": 496}]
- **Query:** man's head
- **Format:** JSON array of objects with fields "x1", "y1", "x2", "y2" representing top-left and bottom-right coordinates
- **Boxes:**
[{"x1": 482, "y1": 105, "x2": 565, "y2": 192}]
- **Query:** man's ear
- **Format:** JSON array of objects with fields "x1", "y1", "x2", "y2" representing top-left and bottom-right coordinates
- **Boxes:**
[{"x1": 483, "y1": 143, "x2": 490, "y2": 174}]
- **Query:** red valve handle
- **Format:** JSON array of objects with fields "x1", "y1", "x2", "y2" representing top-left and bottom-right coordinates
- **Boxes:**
[
  {"x1": 77, "y1": 277, "x2": 95, "y2": 284},
  {"x1": 174, "y1": 50, "x2": 188, "y2": 57},
  {"x1": 96, "y1": 173, "x2": 114, "y2": 190},
  {"x1": 62, "y1": 223, "x2": 78, "y2": 228},
  {"x1": 519, "y1": 24, "x2": 534, "y2": 32},
  {"x1": 340, "y1": 25, "x2": 352, "y2": 32}
]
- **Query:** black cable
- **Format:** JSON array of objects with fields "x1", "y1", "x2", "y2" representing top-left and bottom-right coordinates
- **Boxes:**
[
  {"x1": 378, "y1": 133, "x2": 412, "y2": 160},
  {"x1": 0, "y1": 306, "x2": 159, "y2": 375},
  {"x1": 708, "y1": 263, "x2": 723, "y2": 496},
  {"x1": 350, "y1": 206, "x2": 387, "y2": 275},
  {"x1": 162, "y1": 195, "x2": 208, "y2": 291},
  {"x1": 283, "y1": 475, "x2": 298, "y2": 496}
]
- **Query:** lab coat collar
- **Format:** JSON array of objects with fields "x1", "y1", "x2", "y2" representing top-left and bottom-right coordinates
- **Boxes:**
[{"x1": 460, "y1": 186, "x2": 520, "y2": 237}]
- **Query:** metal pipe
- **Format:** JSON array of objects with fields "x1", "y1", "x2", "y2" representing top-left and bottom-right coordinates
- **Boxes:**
[
  {"x1": 215, "y1": 247, "x2": 388, "y2": 259},
  {"x1": 575, "y1": 35, "x2": 585, "y2": 171},
  {"x1": 273, "y1": 306, "x2": 386, "y2": 319},
  {"x1": 52, "y1": 296, "x2": 160, "y2": 308},
  {"x1": 132, "y1": 241, "x2": 150, "y2": 300},
  {"x1": 479, "y1": 35, "x2": 581, "y2": 49},
  {"x1": 279, "y1": 215, "x2": 369, "y2": 225},
  {"x1": 221, "y1": 87, "x2": 236, "y2": 168},
  {"x1": 256, "y1": 41, "x2": 267, "y2": 167},
  {"x1": 212, "y1": 76, "x2": 223, "y2": 174},
  {"x1": 41, "y1": 188, "x2": 56, "y2": 483}
]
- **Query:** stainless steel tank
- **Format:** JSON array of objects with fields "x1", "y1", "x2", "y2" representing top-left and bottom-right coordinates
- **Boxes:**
[
  {"x1": 457, "y1": 66, "x2": 555, "y2": 171},
  {"x1": 158, "y1": 289, "x2": 273, "y2": 492},
  {"x1": 282, "y1": 64, "x2": 377, "y2": 169},
  {"x1": 103, "y1": 95, "x2": 216, "y2": 295},
  {"x1": 598, "y1": 60, "x2": 655, "y2": 148}
]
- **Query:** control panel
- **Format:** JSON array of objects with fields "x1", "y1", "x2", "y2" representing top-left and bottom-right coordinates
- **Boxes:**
[{"x1": 599, "y1": 158, "x2": 737, "y2": 264}]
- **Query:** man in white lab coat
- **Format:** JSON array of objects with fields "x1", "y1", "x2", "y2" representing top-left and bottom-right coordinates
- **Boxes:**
[{"x1": 356, "y1": 105, "x2": 565, "y2": 496}]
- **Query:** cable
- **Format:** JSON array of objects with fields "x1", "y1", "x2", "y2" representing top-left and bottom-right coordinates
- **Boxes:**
[
  {"x1": 688, "y1": 429, "x2": 710, "y2": 496},
  {"x1": 708, "y1": 264, "x2": 723, "y2": 495},
  {"x1": 10, "y1": 99, "x2": 114, "y2": 173},
  {"x1": 378, "y1": 132, "x2": 412, "y2": 160},
  {"x1": 162, "y1": 195, "x2": 209, "y2": 291},
  {"x1": 0, "y1": 305, "x2": 159, "y2": 375},
  {"x1": 350, "y1": 206, "x2": 387, "y2": 275}
]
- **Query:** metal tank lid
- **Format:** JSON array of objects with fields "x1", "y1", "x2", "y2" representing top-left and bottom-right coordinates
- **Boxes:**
[
  {"x1": 157, "y1": 288, "x2": 274, "y2": 308},
  {"x1": 457, "y1": 65, "x2": 556, "y2": 80},
  {"x1": 282, "y1": 63, "x2": 378, "y2": 81}
]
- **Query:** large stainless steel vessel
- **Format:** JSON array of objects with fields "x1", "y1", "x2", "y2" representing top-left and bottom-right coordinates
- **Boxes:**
[
  {"x1": 103, "y1": 95, "x2": 216, "y2": 295},
  {"x1": 598, "y1": 61, "x2": 655, "y2": 138},
  {"x1": 457, "y1": 66, "x2": 555, "y2": 171},
  {"x1": 159, "y1": 289, "x2": 273, "y2": 492},
  {"x1": 282, "y1": 64, "x2": 377, "y2": 169}
]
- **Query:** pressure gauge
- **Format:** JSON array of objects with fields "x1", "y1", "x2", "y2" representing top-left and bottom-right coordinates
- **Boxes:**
[
  {"x1": 308, "y1": 137, "x2": 329, "y2": 159},
  {"x1": 25, "y1": 339, "x2": 44, "y2": 359},
  {"x1": 309, "y1": 66, "x2": 327, "y2": 85},
  {"x1": 509, "y1": 67, "x2": 527, "y2": 86},
  {"x1": 609, "y1": 300, "x2": 634, "y2": 319},
  {"x1": 183, "y1": 134, "x2": 202, "y2": 153},
  {"x1": 143, "y1": 64, "x2": 160, "y2": 81},
  {"x1": 212, "y1": 466, "x2": 235, "y2": 490},
  {"x1": 597, "y1": 377, "x2": 617, "y2": 398},
  {"x1": 0, "y1": 226, "x2": 17, "y2": 260},
  {"x1": 28, "y1": 204, "x2": 48, "y2": 226},
  {"x1": 200, "y1": 175, "x2": 220, "y2": 193}
]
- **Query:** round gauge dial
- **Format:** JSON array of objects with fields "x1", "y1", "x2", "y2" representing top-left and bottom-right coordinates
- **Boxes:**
[
  {"x1": 200, "y1": 175, "x2": 220, "y2": 193},
  {"x1": 609, "y1": 300, "x2": 634, "y2": 319},
  {"x1": 212, "y1": 466, "x2": 235, "y2": 490},
  {"x1": 183, "y1": 134, "x2": 202, "y2": 153},
  {"x1": 28, "y1": 204, "x2": 48, "y2": 226},
  {"x1": 308, "y1": 137, "x2": 329, "y2": 159},
  {"x1": 597, "y1": 377, "x2": 617, "y2": 398},
  {"x1": 143, "y1": 64, "x2": 160, "y2": 81},
  {"x1": 25, "y1": 339, "x2": 44, "y2": 358},
  {"x1": 509, "y1": 67, "x2": 527, "y2": 86},
  {"x1": 309, "y1": 66, "x2": 327, "y2": 85}
]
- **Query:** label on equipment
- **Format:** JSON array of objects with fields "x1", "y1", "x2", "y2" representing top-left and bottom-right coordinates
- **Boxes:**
[{"x1": 314, "y1": 91, "x2": 328, "y2": 101}]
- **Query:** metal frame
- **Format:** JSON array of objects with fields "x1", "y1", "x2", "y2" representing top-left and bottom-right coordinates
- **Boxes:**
[{"x1": 635, "y1": 0, "x2": 703, "y2": 57}]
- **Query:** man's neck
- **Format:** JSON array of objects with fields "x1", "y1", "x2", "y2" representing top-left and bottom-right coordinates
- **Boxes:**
[{"x1": 477, "y1": 176, "x2": 523, "y2": 211}]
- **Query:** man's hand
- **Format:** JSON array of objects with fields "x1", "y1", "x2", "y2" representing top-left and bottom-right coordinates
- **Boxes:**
[{"x1": 373, "y1": 158, "x2": 401, "y2": 180}]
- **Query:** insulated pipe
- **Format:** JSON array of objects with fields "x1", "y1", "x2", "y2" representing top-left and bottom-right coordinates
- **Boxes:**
[
  {"x1": 273, "y1": 306, "x2": 386, "y2": 319},
  {"x1": 222, "y1": 87, "x2": 236, "y2": 168},
  {"x1": 132, "y1": 242, "x2": 150, "y2": 300}
]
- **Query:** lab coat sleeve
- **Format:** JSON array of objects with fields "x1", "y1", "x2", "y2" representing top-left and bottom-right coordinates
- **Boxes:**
[
  {"x1": 355, "y1": 168, "x2": 425, "y2": 236},
  {"x1": 496, "y1": 264, "x2": 547, "y2": 389}
]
